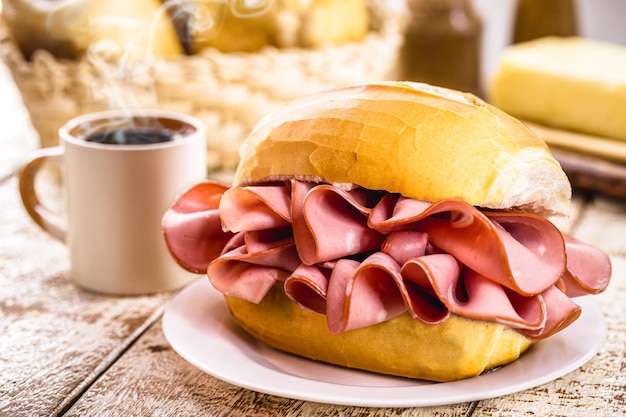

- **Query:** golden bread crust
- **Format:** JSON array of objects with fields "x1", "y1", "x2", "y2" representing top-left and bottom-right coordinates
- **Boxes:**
[
  {"x1": 234, "y1": 81, "x2": 571, "y2": 217},
  {"x1": 225, "y1": 283, "x2": 534, "y2": 382}
]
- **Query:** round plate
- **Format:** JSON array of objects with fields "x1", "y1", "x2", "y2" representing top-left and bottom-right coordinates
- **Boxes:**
[{"x1": 162, "y1": 278, "x2": 606, "y2": 408}]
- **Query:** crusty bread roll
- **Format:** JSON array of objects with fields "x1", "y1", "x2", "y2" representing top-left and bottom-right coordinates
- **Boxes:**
[
  {"x1": 226, "y1": 283, "x2": 533, "y2": 382},
  {"x1": 297, "y1": 0, "x2": 370, "y2": 48},
  {"x1": 2, "y1": 0, "x2": 184, "y2": 59},
  {"x1": 489, "y1": 36, "x2": 626, "y2": 142},
  {"x1": 169, "y1": 0, "x2": 369, "y2": 54},
  {"x1": 235, "y1": 81, "x2": 571, "y2": 217}
]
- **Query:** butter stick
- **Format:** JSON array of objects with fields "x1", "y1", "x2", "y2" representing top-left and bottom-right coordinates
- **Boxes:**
[{"x1": 489, "y1": 37, "x2": 626, "y2": 142}]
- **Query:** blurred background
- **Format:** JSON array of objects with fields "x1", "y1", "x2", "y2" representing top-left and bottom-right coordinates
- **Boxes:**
[
  {"x1": 472, "y1": 0, "x2": 626, "y2": 83},
  {"x1": 1, "y1": 0, "x2": 625, "y2": 198}
]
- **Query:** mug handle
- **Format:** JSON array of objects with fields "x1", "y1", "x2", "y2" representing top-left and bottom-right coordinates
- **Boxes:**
[{"x1": 18, "y1": 147, "x2": 66, "y2": 242}]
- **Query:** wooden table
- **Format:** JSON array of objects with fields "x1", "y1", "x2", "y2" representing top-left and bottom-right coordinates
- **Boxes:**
[{"x1": 1, "y1": 59, "x2": 625, "y2": 417}]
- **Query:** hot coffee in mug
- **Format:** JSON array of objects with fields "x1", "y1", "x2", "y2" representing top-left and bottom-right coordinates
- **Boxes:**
[
  {"x1": 19, "y1": 110, "x2": 207, "y2": 295},
  {"x1": 85, "y1": 129, "x2": 172, "y2": 145}
]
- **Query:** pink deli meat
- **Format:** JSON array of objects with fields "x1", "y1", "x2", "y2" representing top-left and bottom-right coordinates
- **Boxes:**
[{"x1": 162, "y1": 180, "x2": 612, "y2": 340}]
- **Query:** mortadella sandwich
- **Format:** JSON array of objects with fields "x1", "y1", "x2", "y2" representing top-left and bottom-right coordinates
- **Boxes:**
[{"x1": 162, "y1": 81, "x2": 611, "y2": 382}]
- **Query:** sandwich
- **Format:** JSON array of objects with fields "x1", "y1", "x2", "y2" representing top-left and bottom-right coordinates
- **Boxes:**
[{"x1": 162, "y1": 81, "x2": 611, "y2": 382}]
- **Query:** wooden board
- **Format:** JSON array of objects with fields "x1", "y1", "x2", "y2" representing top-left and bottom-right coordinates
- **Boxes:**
[
  {"x1": 524, "y1": 122, "x2": 626, "y2": 200},
  {"x1": 526, "y1": 122, "x2": 626, "y2": 164},
  {"x1": 551, "y1": 148, "x2": 626, "y2": 200}
]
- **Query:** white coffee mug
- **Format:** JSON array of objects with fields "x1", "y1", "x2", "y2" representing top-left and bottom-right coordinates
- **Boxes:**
[{"x1": 19, "y1": 110, "x2": 207, "y2": 295}]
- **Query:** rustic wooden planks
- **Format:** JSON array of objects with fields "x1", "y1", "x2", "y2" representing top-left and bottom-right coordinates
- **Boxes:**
[
  {"x1": 0, "y1": 177, "x2": 173, "y2": 416},
  {"x1": 63, "y1": 321, "x2": 477, "y2": 417}
]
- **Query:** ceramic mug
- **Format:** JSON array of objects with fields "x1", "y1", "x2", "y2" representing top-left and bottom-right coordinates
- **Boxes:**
[{"x1": 18, "y1": 110, "x2": 207, "y2": 295}]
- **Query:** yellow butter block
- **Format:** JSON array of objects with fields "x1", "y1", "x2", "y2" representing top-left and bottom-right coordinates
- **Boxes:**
[{"x1": 489, "y1": 37, "x2": 626, "y2": 141}]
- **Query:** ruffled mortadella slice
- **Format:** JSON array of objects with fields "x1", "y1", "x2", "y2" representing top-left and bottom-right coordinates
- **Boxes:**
[
  {"x1": 284, "y1": 263, "x2": 331, "y2": 314},
  {"x1": 291, "y1": 181, "x2": 386, "y2": 265},
  {"x1": 369, "y1": 194, "x2": 567, "y2": 296},
  {"x1": 162, "y1": 181, "x2": 234, "y2": 273},
  {"x1": 162, "y1": 180, "x2": 611, "y2": 341},
  {"x1": 560, "y1": 233, "x2": 612, "y2": 297},
  {"x1": 208, "y1": 232, "x2": 301, "y2": 303},
  {"x1": 219, "y1": 183, "x2": 292, "y2": 232},
  {"x1": 324, "y1": 250, "x2": 556, "y2": 337},
  {"x1": 326, "y1": 253, "x2": 449, "y2": 334},
  {"x1": 518, "y1": 285, "x2": 581, "y2": 339}
]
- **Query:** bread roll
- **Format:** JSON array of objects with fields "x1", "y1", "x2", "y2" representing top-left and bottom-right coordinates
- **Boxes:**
[
  {"x1": 489, "y1": 36, "x2": 626, "y2": 142},
  {"x1": 172, "y1": 0, "x2": 369, "y2": 54},
  {"x1": 226, "y1": 283, "x2": 533, "y2": 382},
  {"x1": 235, "y1": 81, "x2": 571, "y2": 217},
  {"x1": 297, "y1": 0, "x2": 370, "y2": 48},
  {"x1": 2, "y1": 0, "x2": 183, "y2": 59}
]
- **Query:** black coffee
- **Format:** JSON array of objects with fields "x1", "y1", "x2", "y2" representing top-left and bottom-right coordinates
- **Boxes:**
[{"x1": 85, "y1": 129, "x2": 173, "y2": 145}]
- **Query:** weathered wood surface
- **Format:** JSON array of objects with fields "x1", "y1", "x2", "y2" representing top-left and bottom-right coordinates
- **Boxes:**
[
  {"x1": 1, "y1": 59, "x2": 625, "y2": 417},
  {"x1": 0, "y1": 177, "x2": 174, "y2": 417}
]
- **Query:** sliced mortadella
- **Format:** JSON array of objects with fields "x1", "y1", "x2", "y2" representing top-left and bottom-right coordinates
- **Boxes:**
[
  {"x1": 243, "y1": 228, "x2": 294, "y2": 254},
  {"x1": 323, "y1": 249, "x2": 580, "y2": 338},
  {"x1": 560, "y1": 233, "x2": 612, "y2": 296},
  {"x1": 370, "y1": 195, "x2": 566, "y2": 296},
  {"x1": 288, "y1": 180, "x2": 317, "y2": 261},
  {"x1": 381, "y1": 230, "x2": 429, "y2": 265},
  {"x1": 219, "y1": 183, "x2": 292, "y2": 232},
  {"x1": 368, "y1": 193, "x2": 431, "y2": 233},
  {"x1": 485, "y1": 212, "x2": 567, "y2": 295},
  {"x1": 401, "y1": 256, "x2": 546, "y2": 331},
  {"x1": 292, "y1": 183, "x2": 385, "y2": 265},
  {"x1": 284, "y1": 263, "x2": 331, "y2": 314},
  {"x1": 163, "y1": 179, "x2": 611, "y2": 341},
  {"x1": 518, "y1": 285, "x2": 581, "y2": 340},
  {"x1": 326, "y1": 255, "x2": 407, "y2": 334},
  {"x1": 208, "y1": 237, "x2": 301, "y2": 303},
  {"x1": 162, "y1": 181, "x2": 234, "y2": 273}
]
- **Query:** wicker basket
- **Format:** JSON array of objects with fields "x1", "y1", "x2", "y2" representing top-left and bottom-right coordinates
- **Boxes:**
[{"x1": 0, "y1": 1, "x2": 404, "y2": 172}]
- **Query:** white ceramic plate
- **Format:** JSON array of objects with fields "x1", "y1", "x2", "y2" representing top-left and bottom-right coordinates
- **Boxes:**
[{"x1": 162, "y1": 278, "x2": 606, "y2": 408}]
